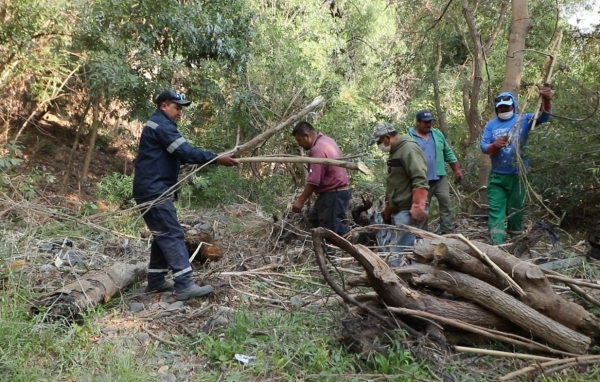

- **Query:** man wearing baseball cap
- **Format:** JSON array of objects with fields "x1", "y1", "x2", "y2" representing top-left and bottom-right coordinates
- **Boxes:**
[
  {"x1": 480, "y1": 85, "x2": 552, "y2": 244},
  {"x1": 133, "y1": 89, "x2": 239, "y2": 300},
  {"x1": 408, "y1": 110, "x2": 462, "y2": 234},
  {"x1": 370, "y1": 122, "x2": 429, "y2": 266}
]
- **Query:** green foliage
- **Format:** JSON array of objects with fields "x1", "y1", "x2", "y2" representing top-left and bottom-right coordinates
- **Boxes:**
[
  {"x1": 186, "y1": 308, "x2": 432, "y2": 381},
  {"x1": 0, "y1": 144, "x2": 55, "y2": 200},
  {"x1": 96, "y1": 172, "x2": 134, "y2": 207},
  {"x1": 72, "y1": 0, "x2": 254, "y2": 120},
  {"x1": 0, "y1": 273, "x2": 154, "y2": 381},
  {"x1": 180, "y1": 166, "x2": 294, "y2": 213}
]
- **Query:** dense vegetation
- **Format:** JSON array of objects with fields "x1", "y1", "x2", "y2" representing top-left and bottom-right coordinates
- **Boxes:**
[{"x1": 1, "y1": 0, "x2": 598, "y2": 226}]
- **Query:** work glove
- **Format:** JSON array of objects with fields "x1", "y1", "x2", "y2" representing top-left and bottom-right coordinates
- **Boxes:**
[
  {"x1": 487, "y1": 136, "x2": 508, "y2": 156},
  {"x1": 410, "y1": 188, "x2": 428, "y2": 225},
  {"x1": 449, "y1": 162, "x2": 463, "y2": 183},
  {"x1": 382, "y1": 203, "x2": 392, "y2": 224}
]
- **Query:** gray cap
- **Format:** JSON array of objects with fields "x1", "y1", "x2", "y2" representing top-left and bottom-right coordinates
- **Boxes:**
[{"x1": 369, "y1": 122, "x2": 396, "y2": 145}]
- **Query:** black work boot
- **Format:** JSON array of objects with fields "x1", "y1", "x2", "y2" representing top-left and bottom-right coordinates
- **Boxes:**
[
  {"x1": 175, "y1": 283, "x2": 214, "y2": 301},
  {"x1": 145, "y1": 280, "x2": 174, "y2": 293}
]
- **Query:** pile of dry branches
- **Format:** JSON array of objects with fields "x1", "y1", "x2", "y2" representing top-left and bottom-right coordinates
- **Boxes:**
[{"x1": 312, "y1": 226, "x2": 600, "y2": 380}]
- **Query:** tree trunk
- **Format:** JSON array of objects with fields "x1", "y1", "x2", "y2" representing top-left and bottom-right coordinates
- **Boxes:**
[
  {"x1": 81, "y1": 97, "x2": 100, "y2": 182},
  {"x1": 502, "y1": 0, "x2": 531, "y2": 94},
  {"x1": 462, "y1": 1, "x2": 507, "y2": 191},
  {"x1": 409, "y1": 265, "x2": 590, "y2": 355},
  {"x1": 414, "y1": 238, "x2": 600, "y2": 337},
  {"x1": 313, "y1": 228, "x2": 516, "y2": 331},
  {"x1": 29, "y1": 262, "x2": 147, "y2": 324},
  {"x1": 433, "y1": 40, "x2": 448, "y2": 138},
  {"x1": 60, "y1": 99, "x2": 92, "y2": 195}
]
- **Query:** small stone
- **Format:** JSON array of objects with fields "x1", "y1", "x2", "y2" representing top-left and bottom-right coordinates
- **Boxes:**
[
  {"x1": 135, "y1": 332, "x2": 151, "y2": 345},
  {"x1": 215, "y1": 306, "x2": 234, "y2": 316},
  {"x1": 196, "y1": 222, "x2": 212, "y2": 231},
  {"x1": 155, "y1": 311, "x2": 174, "y2": 319},
  {"x1": 38, "y1": 243, "x2": 54, "y2": 253},
  {"x1": 130, "y1": 303, "x2": 145, "y2": 313},
  {"x1": 39, "y1": 264, "x2": 56, "y2": 273},
  {"x1": 166, "y1": 301, "x2": 184, "y2": 311},
  {"x1": 290, "y1": 296, "x2": 303, "y2": 307},
  {"x1": 212, "y1": 315, "x2": 229, "y2": 326},
  {"x1": 161, "y1": 374, "x2": 177, "y2": 382},
  {"x1": 185, "y1": 229, "x2": 198, "y2": 236},
  {"x1": 158, "y1": 365, "x2": 169, "y2": 374}
]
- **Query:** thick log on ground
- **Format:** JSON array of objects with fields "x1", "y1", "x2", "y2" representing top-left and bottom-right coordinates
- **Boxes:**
[
  {"x1": 313, "y1": 228, "x2": 515, "y2": 331},
  {"x1": 407, "y1": 263, "x2": 590, "y2": 354},
  {"x1": 30, "y1": 262, "x2": 146, "y2": 324},
  {"x1": 433, "y1": 243, "x2": 507, "y2": 291},
  {"x1": 415, "y1": 238, "x2": 600, "y2": 338}
]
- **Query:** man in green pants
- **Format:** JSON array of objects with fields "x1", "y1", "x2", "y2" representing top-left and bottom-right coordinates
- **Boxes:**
[
  {"x1": 480, "y1": 86, "x2": 552, "y2": 244},
  {"x1": 408, "y1": 110, "x2": 463, "y2": 234}
]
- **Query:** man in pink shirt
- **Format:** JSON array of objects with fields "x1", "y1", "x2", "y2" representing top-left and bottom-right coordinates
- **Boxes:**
[{"x1": 291, "y1": 121, "x2": 351, "y2": 236}]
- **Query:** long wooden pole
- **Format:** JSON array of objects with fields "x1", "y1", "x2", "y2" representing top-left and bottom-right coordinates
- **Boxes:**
[
  {"x1": 232, "y1": 95, "x2": 324, "y2": 157},
  {"x1": 236, "y1": 156, "x2": 372, "y2": 175}
]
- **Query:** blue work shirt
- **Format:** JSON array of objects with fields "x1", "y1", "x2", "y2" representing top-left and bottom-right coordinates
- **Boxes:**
[
  {"x1": 133, "y1": 109, "x2": 217, "y2": 201},
  {"x1": 413, "y1": 134, "x2": 439, "y2": 181}
]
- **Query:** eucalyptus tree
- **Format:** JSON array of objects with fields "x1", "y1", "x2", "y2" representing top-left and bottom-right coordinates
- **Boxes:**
[
  {"x1": 0, "y1": 0, "x2": 75, "y2": 143},
  {"x1": 69, "y1": 0, "x2": 254, "y2": 180}
]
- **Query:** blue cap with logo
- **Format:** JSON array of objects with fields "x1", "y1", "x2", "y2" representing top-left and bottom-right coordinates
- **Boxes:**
[{"x1": 416, "y1": 110, "x2": 435, "y2": 122}]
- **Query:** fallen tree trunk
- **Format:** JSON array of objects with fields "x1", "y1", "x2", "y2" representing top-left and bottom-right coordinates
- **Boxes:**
[
  {"x1": 414, "y1": 237, "x2": 600, "y2": 338},
  {"x1": 406, "y1": 264, "x2": 591, "y2": 354},
  {"x1": 433, "y1": 243, "x2": 507, "y2": 291},
  {"x1": 313, "y1": 228, "x2": 517, "y2": 331},
  {"x1": 30, "y1": 262, "x2": 146, "y2": 324}
]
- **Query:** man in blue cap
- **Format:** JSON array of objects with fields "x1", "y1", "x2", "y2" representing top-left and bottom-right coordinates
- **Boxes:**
[
  {"x1": 480, "y1": 86, "x2": 552, "y2": 244},
  {"x1": 408, "y1": 110, "x2": 462, "y2": 234},
  {"x1": 133, "y1": 89, "x2": 239, "y2": 300}
]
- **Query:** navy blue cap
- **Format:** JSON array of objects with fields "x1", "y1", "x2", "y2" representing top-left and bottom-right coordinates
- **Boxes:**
[
  {"x1": 154, "y1": 89, "x2": 192, "y2": 106},
  {"x1": 416, "y1": 109, "x2": 435, "y2": 122}
]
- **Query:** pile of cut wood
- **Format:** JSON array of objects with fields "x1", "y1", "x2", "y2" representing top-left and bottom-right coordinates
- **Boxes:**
[{"x1": 313, "y1": 227, "x2": 600, "y2": 379}]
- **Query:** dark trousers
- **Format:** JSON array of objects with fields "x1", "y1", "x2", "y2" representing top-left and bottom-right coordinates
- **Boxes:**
[
  {"x1": 136, "y1": 198, "x2": 194, "y2": 291},
  {"x1": 309, "y1": 189, "x2": 351, "y2": 236}
]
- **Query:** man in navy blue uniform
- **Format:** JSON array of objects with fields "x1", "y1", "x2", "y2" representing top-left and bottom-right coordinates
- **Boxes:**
[{"x1": 133, "y1": 89, "x2": 238, "y2": 301}]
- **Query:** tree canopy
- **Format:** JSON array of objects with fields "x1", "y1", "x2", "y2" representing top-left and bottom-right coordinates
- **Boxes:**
[{"x1": 1, "y1": 0, "x2": 599, "y2": 227}]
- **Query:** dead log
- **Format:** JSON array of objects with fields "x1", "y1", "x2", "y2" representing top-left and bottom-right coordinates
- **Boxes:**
[
  {"x1": 30, "y1": 262, "x2": 146, "y2": 324},
  {"x1": 407, "y1": 264, "x2": 590, "y2": 354},
  {"x1": 415, "y1": 237, "x2": 600, "y2": 338},
  {"x1": 313, "y1": 228, "x2": 517, "y2": 331},
  {"x1": 433, "y1": 243, "x2": 507, "y2": 290}
]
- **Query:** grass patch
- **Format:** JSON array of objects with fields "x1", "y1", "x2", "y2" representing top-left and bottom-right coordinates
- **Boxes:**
[{"x1": 0, "y1": 277, "x2": 155, "y2": 381}]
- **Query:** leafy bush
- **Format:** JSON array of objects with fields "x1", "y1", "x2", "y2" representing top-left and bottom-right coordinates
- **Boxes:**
[
  {"x1": 96, "y1": 172, "x2": 134, "y2": 208},
  {"x1": 181, "y1": 166, "x2": 294, "y2": 213}
]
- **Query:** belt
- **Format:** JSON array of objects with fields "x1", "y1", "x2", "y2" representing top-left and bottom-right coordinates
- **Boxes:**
[{"x1": 320, "y1": 186, "x2": 350, "y2": 194}]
